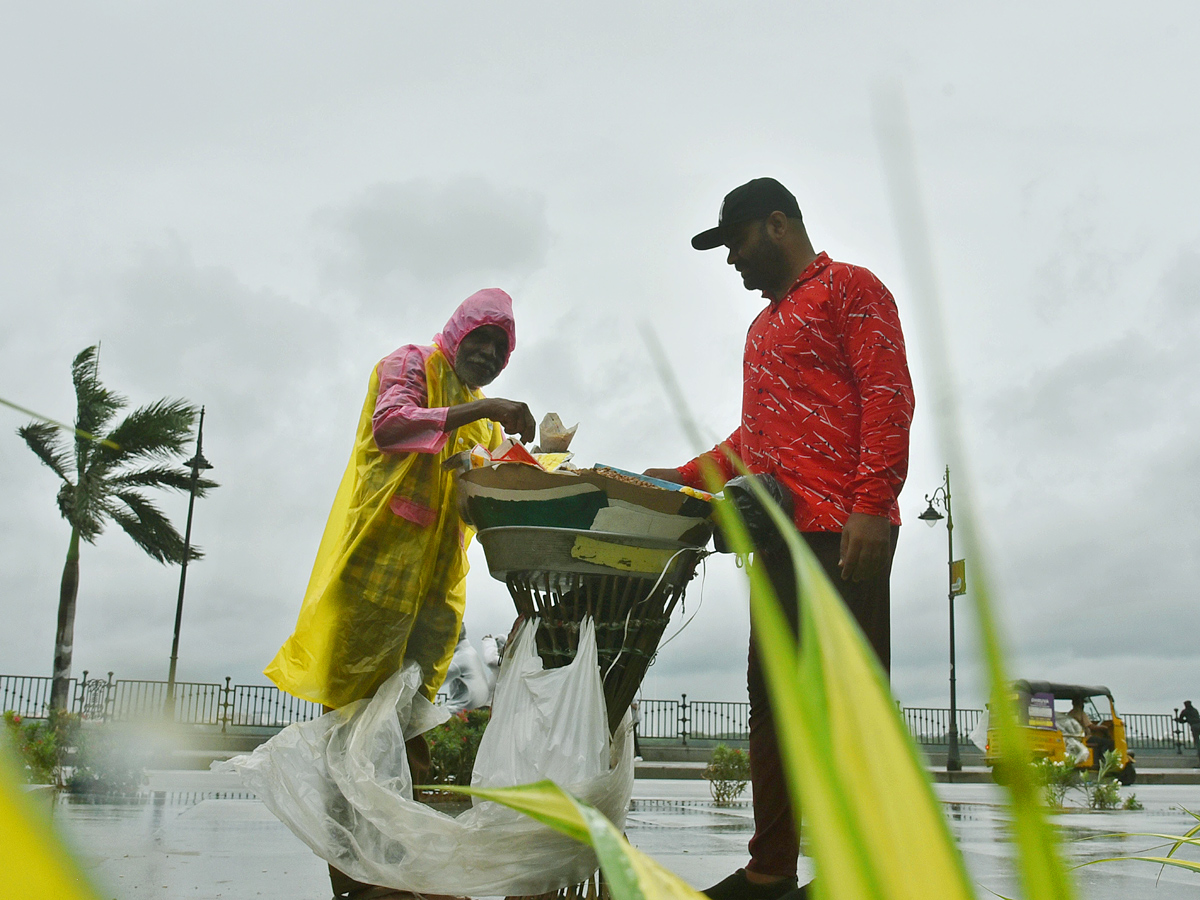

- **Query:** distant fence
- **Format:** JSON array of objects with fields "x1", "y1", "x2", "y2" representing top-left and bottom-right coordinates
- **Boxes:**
[
  {"x1": 3, "y1": 672, "x2": 1195, "y2": 752},
  {"x1": 902, "y1": 707, "x2": 985, "y2": 746},
  {"x1": 0, "y1": 672, "x2": 323, "y2": 732}
]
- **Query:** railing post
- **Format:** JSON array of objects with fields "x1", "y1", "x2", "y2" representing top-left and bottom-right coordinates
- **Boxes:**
[
  {"x1": 221, "y1": 677, "x2": 232, "y2": 734},
  {"x1": 74, "y1": 670, "x2": 88, "y2": 715},
  {"x1": 680, "y1": 693, "x2": 689, "y2": 746},
  {"x1": 104, "y1": 672, "x2": 115, "y2": 720},
  {"x1": 1175, "y1": 708, "x2": 1183, "y2": 755}
]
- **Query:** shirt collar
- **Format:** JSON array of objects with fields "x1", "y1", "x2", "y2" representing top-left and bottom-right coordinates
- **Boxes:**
[{"x1": 768, "y1": 251, "x2": 831, "y2": 304}]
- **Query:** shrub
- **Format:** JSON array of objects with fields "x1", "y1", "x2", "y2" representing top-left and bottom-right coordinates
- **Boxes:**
[
  {"x1": 65, "y1": 725, "x2": 148, "y2": 796},
  {"x1": 1031, "y1": 757, "x2": 1078, "y2": 810},
  {"x1": 1079, "y1": 749, "x2": 1124, "y2": 811},
  {"x1": 703, "y1": 744, "x2": 750, "y2": 806},
  {"x1": 426, "y1": 708, "x2": 491, "y2": 787},
  {"x1": 3, "y1": 709, "x2": 77, "y2": 785},
  {"x1": 1031, "y1": 749, "x2": 1139, "y2": 812},
  {"x1": 1121, "y1": 793, "x2": 1143, "y2": 811}
]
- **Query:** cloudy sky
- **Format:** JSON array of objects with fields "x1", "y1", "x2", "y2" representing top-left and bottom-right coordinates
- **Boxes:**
[{"x1": 2, "y1": 3, "x2": 1198, "y2": 716}]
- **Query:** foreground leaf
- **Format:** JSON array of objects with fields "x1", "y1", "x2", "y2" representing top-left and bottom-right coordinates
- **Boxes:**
[
  {"x1": 0, "y1": 742, "x2": 101, "y2": 900},
  {"x1": 872, "y1": 84, "x2": 1075, "y2": 900},
  {"x1": 1077, "y1": 856, "x2": 1200, "y2": 875},
  {"x1": 432, "y1": 780, "x2": 707, "y2": 900}
]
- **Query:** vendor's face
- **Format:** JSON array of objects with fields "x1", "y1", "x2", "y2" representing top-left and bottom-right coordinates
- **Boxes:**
[{"x1": 454, "y1": 325, "x2": 508, "y2": 388}]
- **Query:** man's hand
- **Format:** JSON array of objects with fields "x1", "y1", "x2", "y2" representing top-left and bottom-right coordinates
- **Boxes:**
[
  {"x1": 839, "y1": 512, "x2": 891, "y2": 582},
  {"x1": 485, "y1": 398, "x2": 537, "y2": 443},
  {"x1": 642, "y1": 467, "x2": 685, "y2": 484}
]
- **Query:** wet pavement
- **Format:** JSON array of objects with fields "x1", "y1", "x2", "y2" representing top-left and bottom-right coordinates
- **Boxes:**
[{"x1": 53, "y1": 771, "x2": 1200, "y2": 899}]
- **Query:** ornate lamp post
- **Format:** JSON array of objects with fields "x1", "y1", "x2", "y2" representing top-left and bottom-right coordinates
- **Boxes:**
[
  {"x1": 919, "y1": 464, "x2": 964, "y2": 772},
  {"x1": 165, "y1": 407, "x2": 213, "y2": 717}
]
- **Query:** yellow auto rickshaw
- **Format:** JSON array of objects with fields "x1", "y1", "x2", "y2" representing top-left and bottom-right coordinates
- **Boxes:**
[{"x1": 985, "y1": 680, "x2": 1136, "y2": 785}]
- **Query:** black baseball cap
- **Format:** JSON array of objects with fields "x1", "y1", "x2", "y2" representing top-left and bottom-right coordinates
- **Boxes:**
[{"x1": 691, "y1": 177, "x2": 803, "y2": 251}]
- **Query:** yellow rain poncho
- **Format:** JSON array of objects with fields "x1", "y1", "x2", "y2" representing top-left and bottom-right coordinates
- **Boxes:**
[{"x1": 266, "y1": 291, "x2": 512, "y2": 708}]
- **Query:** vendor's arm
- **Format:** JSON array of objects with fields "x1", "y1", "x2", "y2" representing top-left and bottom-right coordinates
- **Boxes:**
[
  {"x1": 444, "y1": 398, "x2": 535, "y2": 443},
  {"x1": 372, "y1": 346, "x2": 535, "y2": 452},
  {"x1": 836, "y1": 268, "x2": 915, "y2": 582}
]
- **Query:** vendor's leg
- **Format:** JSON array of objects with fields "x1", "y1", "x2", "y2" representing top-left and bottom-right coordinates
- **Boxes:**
[
  {"x1": 403, "y1": 590, "x2": 466, "y2": 700},
  {"x1": 320, "y1": 694, "x2": 427, "y2": 897},
  {"x1": 407, "y1": 732, "x2": 431, "y2": 798}
]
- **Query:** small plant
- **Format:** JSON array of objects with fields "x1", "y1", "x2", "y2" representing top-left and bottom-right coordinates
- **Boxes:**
[
  {"x1": 1031, "y1": 757, "x2": 1078, "y2": 810},
  {"x1": 3, "y1": 709, "x2": 78, "y2": 785},
  {"x1": 426, "y1": 708, "x2": 491, "y2": 788},
  {"x1": 1079, "y1": 750, "x2": 1124, "y2": 810},
  {"x1": 703, "y1": 744, "x2": 750, "y2": 806},
  {"x1": 1032, "y1": 749, "x2": 1140, "y2": 812}
]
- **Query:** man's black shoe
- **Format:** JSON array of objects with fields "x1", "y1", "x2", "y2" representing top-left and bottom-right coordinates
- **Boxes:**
[{"x1": 702, "y1": 869, "x2": 798, "y2": 900}]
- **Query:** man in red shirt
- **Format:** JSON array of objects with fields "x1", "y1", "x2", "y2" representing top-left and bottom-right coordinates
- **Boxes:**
[{"x1": 645, "y1": 177, "x2": 913, "y2": 900}]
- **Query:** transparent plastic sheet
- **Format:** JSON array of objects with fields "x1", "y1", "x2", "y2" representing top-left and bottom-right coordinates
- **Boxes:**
[{"x1": 217, "y1": 617, "x2": 634, "y2": 896}]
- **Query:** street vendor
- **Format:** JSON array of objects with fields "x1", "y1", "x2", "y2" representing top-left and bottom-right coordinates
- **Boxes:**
[{"x1": 264, "y1": 287, "x2": 535, "y2": 900}]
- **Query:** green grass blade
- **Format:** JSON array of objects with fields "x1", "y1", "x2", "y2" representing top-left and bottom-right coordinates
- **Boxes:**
[
  {"x1": 1075, "y1": 856, "x2": 1200, "y2": 874},
  {"x1": 704, "y1": 462, "x2": 976, "y2": 900},
  {"x1": 430, "y1": 781, "x2": 707, "y2": 900},
  {"x1": 873, "y1": 84, "x2": 1076, "y2": 900}
]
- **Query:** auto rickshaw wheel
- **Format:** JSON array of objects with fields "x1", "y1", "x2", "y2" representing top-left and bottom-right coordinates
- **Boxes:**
[{"x1": 1118, "y1": 762, "x2": 1136, "y2": 786}]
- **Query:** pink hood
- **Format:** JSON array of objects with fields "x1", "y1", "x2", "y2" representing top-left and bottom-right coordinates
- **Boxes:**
[{"x1": 434, "y1": 288, "x2": 517, "y2": 369}]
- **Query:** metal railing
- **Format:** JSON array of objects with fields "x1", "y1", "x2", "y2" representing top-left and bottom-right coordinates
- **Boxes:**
[
  {"x1": 0, "y1": 675, "x2": 65, "y2": 719},
  {"x1": 637, "y1": 698, "x2": 680, "y2": 740},
  {"x1": 901, "y1": 707, "x2": 984, "y2": 746},
  {"x1": 2, "y1": 671, "x2": 1195, "y2": 751},
  {"x1": 109, "y1": 680, "x2": 225, "y2": 725},
  {"x1": 690, "y1": 700, "x2": 751, "y2": 741},
  {"x1": 1126, "y1": 712, "x2": 1195, "y2": 753},
  {"x1": 230, "y1": 683, "x2": 321, "y2": 727}
]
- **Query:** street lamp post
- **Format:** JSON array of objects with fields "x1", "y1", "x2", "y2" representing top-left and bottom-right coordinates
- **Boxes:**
[
  {"x1": 919, "y1": 465, "x2": 962, "y2": 772},
  {"x1": 165, "y1": 407, "x2": 213, "y2": 718}
]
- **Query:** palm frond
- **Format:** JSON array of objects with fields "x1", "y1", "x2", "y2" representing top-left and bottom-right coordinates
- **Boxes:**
[
  {"x1": 109, "y1": 466, "x2": 198, "y2": 493},
  {"x1": 71, "y1": 345, "x2": 127, "y2": 443},
  {"x1": 98, "y1": 399, "x2": 198, "y2": 464},
  {"x1": 58, "y1": 483, "x2": 105, "y2": 542},
  {"x1": 108, "y1": 466, "x2": 218, "y2": 498},
  {"x1": 108, "y1": 490, "x2": 199, "y2": 564},
  {"x1": 18, "y1": 422, "x2": 73, "y2": 483}
]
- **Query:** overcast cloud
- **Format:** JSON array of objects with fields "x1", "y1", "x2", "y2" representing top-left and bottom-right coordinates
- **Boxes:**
[{"x1": 2, "y1": 2, "x2": 1199, "y2": 715}]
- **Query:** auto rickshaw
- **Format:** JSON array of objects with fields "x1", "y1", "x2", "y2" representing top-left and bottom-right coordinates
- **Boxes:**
[{"x1": 985, "y1": 680, "x2": 1136, "y2": 785}]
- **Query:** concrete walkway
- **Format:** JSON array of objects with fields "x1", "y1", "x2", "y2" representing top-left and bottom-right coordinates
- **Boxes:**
[{"x1": 47, "y1": 769, "x2": 1200, "y2": 899}]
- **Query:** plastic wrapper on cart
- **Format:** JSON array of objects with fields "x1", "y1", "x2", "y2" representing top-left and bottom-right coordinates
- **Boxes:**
[{"x1": 216, "y1": 618, "x2": 633, "y2": 897}]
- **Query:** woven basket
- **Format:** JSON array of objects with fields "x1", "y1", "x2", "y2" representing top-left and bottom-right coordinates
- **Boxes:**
[{"x1": 477, "y1": 526, "x2": 706, "y2": 732}]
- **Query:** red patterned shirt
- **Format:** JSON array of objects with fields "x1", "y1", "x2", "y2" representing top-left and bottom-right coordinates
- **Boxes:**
[{"x1": 677, "y1": 252, "x2": 914, "y2": 532}]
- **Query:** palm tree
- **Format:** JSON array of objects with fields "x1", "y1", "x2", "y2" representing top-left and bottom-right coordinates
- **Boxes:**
[{"x1": 18, "y1": 346, "x2": 216, "y2": 711}]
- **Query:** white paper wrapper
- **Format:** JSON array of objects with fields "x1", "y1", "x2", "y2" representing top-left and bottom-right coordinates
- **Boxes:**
[{"x1": 537, "y1": 412, "x2": 578, "y2": 453}]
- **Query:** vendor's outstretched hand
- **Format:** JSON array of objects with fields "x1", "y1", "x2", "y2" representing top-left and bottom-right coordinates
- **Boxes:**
[{"x1": 488, "y1": 398, "x2": 536, "y2": 443}]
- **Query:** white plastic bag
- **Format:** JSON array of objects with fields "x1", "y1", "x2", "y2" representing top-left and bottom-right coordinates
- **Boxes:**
[{"x1": 217, "y1": 618, "x2": 633, "y2": 896}]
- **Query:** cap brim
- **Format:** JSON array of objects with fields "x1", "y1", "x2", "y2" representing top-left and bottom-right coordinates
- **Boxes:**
[{"x1": 691, "y1": 226, "x2": 726, "y2": 251}]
